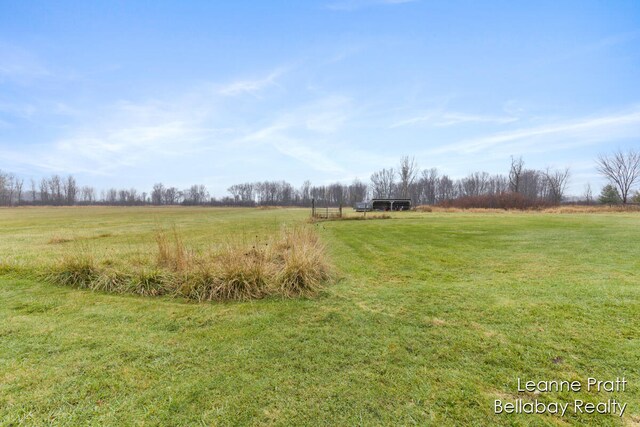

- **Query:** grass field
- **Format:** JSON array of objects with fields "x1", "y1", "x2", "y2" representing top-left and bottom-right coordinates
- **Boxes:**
[{"x1": 1, "y1": 207, "x2": 639, "y2": 426}]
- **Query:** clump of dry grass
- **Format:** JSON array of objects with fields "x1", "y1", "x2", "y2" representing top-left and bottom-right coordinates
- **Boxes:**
[
  {"x1": 155, "y1": 226, "x2": 191, "y2": 271},
  {"x1": 45, "y1": 225, "x2": 332, "y2": 302},
  {"x1": 275, "y1": 227, "x2": 331, "y2": 297},
  {"x1": 45, "y1": 251, "x2": 98, "y2": 288}
]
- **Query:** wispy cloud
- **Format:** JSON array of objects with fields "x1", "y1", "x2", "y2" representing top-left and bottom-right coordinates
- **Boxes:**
[
  {"x1": 1, "y1": 93, "x2": 231, "y2": 175},
  {"x1": 218, "y1": 69, "x2": 286, "y2": 97},
  {"x1": 434, "y1": 109, "x2": 640, "y2": 155},
  {"x1": 241, "y1": 95, "x2": 353, "y2": 174},
  {"x1": 391, "y1": 110, "x2": 518, "y2": 128}
]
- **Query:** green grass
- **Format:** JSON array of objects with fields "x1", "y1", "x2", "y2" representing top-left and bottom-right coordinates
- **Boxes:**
[{"x1": 1, "y1": 207, "x2": 639, "y2": 425}]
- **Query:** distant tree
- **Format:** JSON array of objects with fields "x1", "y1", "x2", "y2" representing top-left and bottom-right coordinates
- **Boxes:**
[
  {"x1": 30, "y1": 178, "x2": 37, "y2": 203},
  {"x1": 460, "y1": 171, "x2": 490, "y2": 197},
  {"x1": 299, "y1": 180, "x2": 311, "y2": 206},
  {"x1": 598, "y1": 184, "x2": 622, "y2": 206},
  {"x1": 544, "y1": 167, "x2": 570, "y2": 204},
  {"x1": 39, "y1": 178, "x2": 49, "y2": 204},
  {"x1": 370, "y1": 168, "x2": 395, "y2": 198},
  {"x1": 596, "y1": 149, "x2": 640, "y2": 204},
  {"x1": 163, "y1": 187, "x2": 181, "y2": 204},
  {"x1": 63, "y1": 175, "x2": 77, "y2": 205},
  {"x1": 80, "y1": 186, "x2": 95, "y2": 203},
  {"x1": 583, "y1": 183, "x2": 593, "y2": 205},
  {"x1": 151, "y1": 183, "x2": 164, "y2": 205},
  {"x1": 348, "y1": 178, "x2": 368, "y2": 205},
  {"x1": 631, "y1": 190, "x2": 640, "y2": 204},
  {"x1": 418, "y1": 168, "x2": 438, "y2": 205},
  {"x1": 508, "y1": 156, "x2": 525, "y2": 193},
  {"x1": 48, "y1": 175, "x2": 63, "y2": 204},
  {"x1": 436, "y1": 175, "x2": 456, "y2": 201},
  {"x1": 398, "y1": 156, "x2": 418, "y2": 198},
  {"x1": 105, "y1": 188, "x2": 118, "y2": 204},
  {"x1": 15, "y1": 178, "x2": 23, "y2": 205}
]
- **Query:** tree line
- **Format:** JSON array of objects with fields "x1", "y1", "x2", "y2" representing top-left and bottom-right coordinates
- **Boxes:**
[{"x1": 0, "y1": 149, "x2": 638, "y2": 207}]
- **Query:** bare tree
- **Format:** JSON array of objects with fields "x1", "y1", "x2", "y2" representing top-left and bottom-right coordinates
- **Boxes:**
[
  {"x1": 583, "y1": 183, "x2": 593, "y2": 204},
  {"x1": 105, "y1": 188, "x2": 118, "y2": 204},
  {"x1": 63, "y1": 175, "x2": 77, "y2": 205},
  {"x1": 15, "y1": 178, "x2": 23, "y2": 205},
  {"x1": 39, "y1": 178, "x2": 49, "y2": 204},
  {"x1": 151, "y1": 183, "x2": 165, "y2": 205},
  {"x1": 544, "y1": 167, "x2": 570, "y2": 204},
  {"x1": 48, "y1": 175, "x2": 63, "y2": 204},
  {"x1": 30, "y1": 178, "x2": 37, "y2": 203},
  {"x1": 460, "y1": 171, "x2": 490, "y2": 197},
  {"x1": 508, "y1": 156, "x2": 524, "y2": 193},
  {"x1": 80, "y1": 186, "x2": 95, "y2": 203},
  {"x1": 398, "y1": 156, "x2": 418, "y2": 198},
  {"x1": 348, "y1": 179, "x2": 368, "y2": 205},
  {"x1": 596, "y1": 149, "x2": 640, "y2": 204},
  {"x1": 370, "y1": 168, "x2": 395, "y2": 198},
  {"x1": 436, "y1": 175, "x2": 456, "y2": 201}
]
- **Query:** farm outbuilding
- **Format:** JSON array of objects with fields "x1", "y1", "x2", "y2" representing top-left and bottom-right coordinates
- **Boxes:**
[{"x1": 355, "y1": 198, "x2": 412, "y2": 211}]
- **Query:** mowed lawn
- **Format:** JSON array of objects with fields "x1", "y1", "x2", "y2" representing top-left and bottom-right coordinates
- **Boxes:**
[{"x1": 1, "y1": 207, "x2": 638, "y2": 426}]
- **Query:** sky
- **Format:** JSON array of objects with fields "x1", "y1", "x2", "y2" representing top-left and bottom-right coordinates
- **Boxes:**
[{"x1": 0, "y1": 0, "x2": 639, "y2": 197}]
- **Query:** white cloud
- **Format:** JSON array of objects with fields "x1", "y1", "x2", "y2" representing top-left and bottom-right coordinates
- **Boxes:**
[
  {"x1": 241, "y1": 95, "x2": 353, "y2": 174},
  {"x1": 434, "y1": 109, "x2": 640, "y2": 155},
  {"x1": 218, "y1": 69, "x2": 285, "y2": 97},
  {"x1": 391, "y1": 110, "x2": 518, "y2": 128}
]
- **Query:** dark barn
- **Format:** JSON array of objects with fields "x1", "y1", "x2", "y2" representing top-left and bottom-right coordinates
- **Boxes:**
[{"x1": 355, "y1": 199, "x2": 412, "y2": 211}]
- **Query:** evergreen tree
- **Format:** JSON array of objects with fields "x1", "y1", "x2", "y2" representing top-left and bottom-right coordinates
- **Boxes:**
[{"x1": 598, "y1": 184, "x2": 621, "y2": 205}]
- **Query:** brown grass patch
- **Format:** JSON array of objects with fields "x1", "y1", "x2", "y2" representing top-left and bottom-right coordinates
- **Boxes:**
[{"x1": 45, "y1": 226, "x2": 333, "y2": 302}]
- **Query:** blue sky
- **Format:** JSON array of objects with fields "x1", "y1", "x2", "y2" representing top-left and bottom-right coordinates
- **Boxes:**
[{"x1": 1, "y1": 0, "x2": 639, "y2": 196}]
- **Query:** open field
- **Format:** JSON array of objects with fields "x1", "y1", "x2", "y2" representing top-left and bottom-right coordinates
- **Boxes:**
[{"x1": 1, "y1": 207, "x2": 639, "y2": 425}]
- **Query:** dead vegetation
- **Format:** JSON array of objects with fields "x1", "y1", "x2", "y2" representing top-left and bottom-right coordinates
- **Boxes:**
[
  {"x1": 415, "y1": 204, "x2": 640, "y2": 214},
  {"x1": 44, "y1": 226, "x2": 333, "y2": 301}
]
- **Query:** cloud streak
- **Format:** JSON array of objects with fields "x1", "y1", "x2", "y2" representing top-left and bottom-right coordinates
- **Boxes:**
[
  {"x1": 218, "y1": 69, "x2": 286, "y2": 97},
  {"x1": 432, "y1": 109, "x2": 640, "y2": 155},
  {"x1": 391, "y1": 110, "x2": 518, "y2": 128}
]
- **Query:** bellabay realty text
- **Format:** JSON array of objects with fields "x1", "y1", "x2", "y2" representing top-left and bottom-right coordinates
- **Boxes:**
[{"x1": 495, "y1": 378, "x2": 629, "y2": 417}]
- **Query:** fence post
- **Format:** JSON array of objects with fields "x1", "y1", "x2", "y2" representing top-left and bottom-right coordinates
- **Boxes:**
[
  {"x1": 311, "y1": 198, "x2": 315, "y2": 217},
  {"x1": 339, "y1": 203, "x2": 342, "y2": 218}
]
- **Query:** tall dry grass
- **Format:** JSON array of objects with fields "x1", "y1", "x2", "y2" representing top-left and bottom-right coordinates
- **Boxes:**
[{"x1": 44, "y1": 226, "x2": 333, "y2": 301}]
